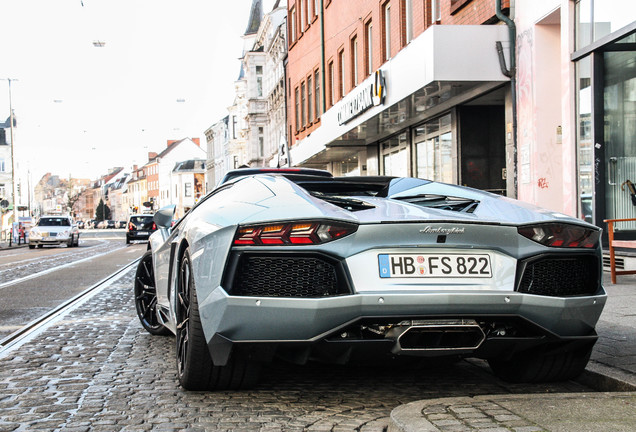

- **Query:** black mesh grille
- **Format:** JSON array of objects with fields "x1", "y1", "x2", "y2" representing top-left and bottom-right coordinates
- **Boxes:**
[
  {"x1": 517, "y1": 255, "x2": 599, "y2": 297},
  {"x1": 232, "y1": 255, "x2": 348, "y2": 297}
]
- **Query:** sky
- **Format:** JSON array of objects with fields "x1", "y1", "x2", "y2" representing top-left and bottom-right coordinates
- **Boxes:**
[{"x1": 0, "y1": 0, "x2": 261, "y2": 183}]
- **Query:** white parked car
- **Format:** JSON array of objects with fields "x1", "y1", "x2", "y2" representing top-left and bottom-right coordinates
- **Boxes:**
[{"x1": 28, "y1": 216, "x2": 80, "y2": 249}]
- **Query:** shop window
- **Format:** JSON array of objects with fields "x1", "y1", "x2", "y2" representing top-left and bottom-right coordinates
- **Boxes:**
[
  {"x1": 414, "y1": 114, "x2": 453, "y2": 183},
  {"x1": 575, "y1": 0, "x2": 636, "y2": 50},
  {"x1": 381, "y1": 132, "x2": 409, "y2": 176}
]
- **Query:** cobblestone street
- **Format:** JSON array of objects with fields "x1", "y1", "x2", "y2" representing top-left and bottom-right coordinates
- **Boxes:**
[{"x1": 0, "y1": 269, "x2": 594, "y2": 432}]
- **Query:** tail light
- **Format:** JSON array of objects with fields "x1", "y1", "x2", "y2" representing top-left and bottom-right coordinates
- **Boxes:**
[
  {"x1": 128, "y1": 222, "x2": 135, "y2": 231},
  {"x1": 518, "y1": 223, "x2": 600, "y2": 248},
  {"x1": 234, "y1": 221, "x2": 358, "y2": 246},
  {"x1": 152, "y1": 222, "x2": 157, "y2": 230}
]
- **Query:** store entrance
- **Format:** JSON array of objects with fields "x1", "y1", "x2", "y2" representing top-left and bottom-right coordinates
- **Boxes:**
[
  {"x1": 602, "y1": 44, "x2": 636, "y2": 238},
  {"x1": 458, "y1": 104, "x2": 506, "y2": 194}
]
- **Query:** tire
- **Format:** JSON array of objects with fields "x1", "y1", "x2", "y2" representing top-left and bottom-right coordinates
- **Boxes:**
[
  {"x1": 74, "y1": 237, "x2": 80, "y2": 247},
  {"x1": 28, "y1": 244, "x2": 35, "y2": 249},
  {"x1": 134, "y1": 251, "x2": 171, "y2": 336},
  {"x1": 37, "y1": 244, "x2": 43, "y2": 249},
  {"x1": 488, "y1": 343, "x2": 594, "y2": 383},
  {"x1": 176, "y1": 249, "x2": 260, "y2": 391},
  {"x1": 126, "y1": 236, "x2": 130, "y2": 244}
]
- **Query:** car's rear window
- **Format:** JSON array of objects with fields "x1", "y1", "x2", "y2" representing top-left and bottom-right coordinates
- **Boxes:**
[
  {"x1": 38, "y1": 218, "x2": 71, "y2": 227},
  {"x1": 130, "y1": 216, "x2": 154, "y2": 229}
]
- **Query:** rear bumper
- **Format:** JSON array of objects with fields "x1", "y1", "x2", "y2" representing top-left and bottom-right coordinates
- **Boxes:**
[{"x1": 200, "y1": 288, "x2": 606, "y2": 365}]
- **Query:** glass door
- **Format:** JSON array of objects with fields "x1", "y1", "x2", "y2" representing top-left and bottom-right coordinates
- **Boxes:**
[{"x1": 604, "y1": 38, "x2": 636, "y2": 233}]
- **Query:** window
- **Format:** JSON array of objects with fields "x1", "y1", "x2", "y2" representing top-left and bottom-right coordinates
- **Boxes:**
[
  {"x1": 307, "y1": 0, "x2": 313, "y2": 22},
  {"x1": 258, "y1": 127, "x2": 264, "y2": 157},
  {"x1": 256, "y1": 65, "x2": 263, "y2": 97},
  {"x1": 314, "y1": 0, "x2": 320, "y2": 18},
  {"x1": 290, "y1": 7, "x2": 297, "y2": 42},
  {"x1": 382, "y1": 2, "x2": 391, "y2": 61},
  {"x1": 0, "y1": 158, "x2": 4, "y2": 172},
  {"x1": 301, "y1": 81, "x2": 306, "y2": 127},
  {"x1": 295, "y1": 87, "x2": 300, "y2": 131},
  {"x1": 314, "y1": 69, "x2": 321, "y2": 118},
  {"x1": 351, "y1": 35, "x2": 359, "y2": 86},
  {"x1": 307, "y1": 75, "x2": 313, "y2": 122},
  {"x1": 232, "y1": 115, "x2": 237, "y2": 139},
  {"x1": 328, "y1": 61, "x2": 335, "y2": 106},
  {"x1": 432, "y1": 0, "x2": 441, "y2": 23},
  {"x1": 300, "y1": 0, "x2": 306, "y2": 31},
  {"x1": 338, "y1": 49, "x2": 345, "y2": 98},
  {"x1": 185, "y1": 183, "x2": 192, "y2": 197},
  {"x1": 415, "y1": 114, "x2": 453, "y2": 182},
  {"x1": 365, "y1": 20, "x2": 373, "y2": 75},
  {"x1": 401, "y1": 0, "x2": 413, "y2": 45}
]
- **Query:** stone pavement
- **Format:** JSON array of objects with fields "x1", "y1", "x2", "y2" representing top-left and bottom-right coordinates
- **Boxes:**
[
  {"x1": 389, "y1": 272, "x2": 636, "y2": 432},
  {"x1": 0, "y1": 262, "x2": 634, "y2": 431}
]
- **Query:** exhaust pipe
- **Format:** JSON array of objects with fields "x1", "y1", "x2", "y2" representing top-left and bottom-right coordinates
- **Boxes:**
[{"x1": 387, "y1": 319, "x2": 485, "y2": 354}]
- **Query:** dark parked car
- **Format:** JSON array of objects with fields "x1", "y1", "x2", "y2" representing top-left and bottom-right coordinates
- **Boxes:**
[
  {"x1": 134, "y1": 168, "x2": 606, "y2": 391},
  {"x1": 126, "y1": 214, "x2": 156, "y2": 244}
]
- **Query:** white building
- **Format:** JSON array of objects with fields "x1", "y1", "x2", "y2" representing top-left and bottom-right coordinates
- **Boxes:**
[
  {"x1": 171, "y1": 159, "x2": 206, "y2": 219},
  {"x1": 255, "y1": 1, "x2": 287, "y2": 167},
  {"x1": 205, "y1": 116, "x2": 230, "y2": 189},
  {"x1": 154, "y1": 138, "x2": 207, "y2": 209},
  {"x1": 204, "y1": 0, "x2": 288, "y2": 183}
]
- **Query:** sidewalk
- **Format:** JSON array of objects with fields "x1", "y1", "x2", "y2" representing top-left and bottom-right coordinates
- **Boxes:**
[
  {"x1": 0, "y1": 239, "x2": 28, "y2": 249},
  {"x1": 389, "y1": 271, "x2": 636, "y2": 432}
]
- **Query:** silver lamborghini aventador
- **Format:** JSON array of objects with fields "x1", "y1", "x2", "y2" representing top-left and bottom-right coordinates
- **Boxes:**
[{"x1": 134, "y1": 168, "x2": 606, "y2": 390}]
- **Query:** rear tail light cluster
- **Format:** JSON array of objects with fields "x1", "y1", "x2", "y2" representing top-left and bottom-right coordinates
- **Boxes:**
[
  {"x1": 234, "y1": 221, "x2": 358, "y2": 246},
  {"x1": 518, "y1": 223, "x2": 599, "y2": 248},
  {"x1": 128, "y1": 222, "x2": 156, "y2": 231}
]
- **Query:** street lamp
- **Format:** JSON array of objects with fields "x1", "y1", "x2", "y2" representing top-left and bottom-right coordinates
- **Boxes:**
[{"x1": 1, "y1": 78, "x2": 18, "y2": 223}]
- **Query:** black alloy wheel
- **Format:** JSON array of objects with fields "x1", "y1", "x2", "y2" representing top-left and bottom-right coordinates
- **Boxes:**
[
  {"x1": 134, "y1": 251, "x2": 170, "y2": 336},
  {"x1": 176, "y1": 248, "x2": 260, "y2": 391}
]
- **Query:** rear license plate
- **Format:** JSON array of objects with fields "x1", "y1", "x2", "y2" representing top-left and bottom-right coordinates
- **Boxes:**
[
  {"x1": 137, "y1": 231, "x2": 148, "y2": 235},
  {"x1": 378, "y1": 253, "x2": 492, "y2": 278}
]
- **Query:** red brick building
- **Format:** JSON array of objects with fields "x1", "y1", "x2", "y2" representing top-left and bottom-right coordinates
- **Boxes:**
[{"x1": 287, "y1": 0, "x2": 514, "y2": 195}]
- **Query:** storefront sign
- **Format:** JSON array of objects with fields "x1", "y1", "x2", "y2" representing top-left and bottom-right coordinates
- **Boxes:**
[{"x1": 337, "y1": 69, "x2": 386, "y2": 125}]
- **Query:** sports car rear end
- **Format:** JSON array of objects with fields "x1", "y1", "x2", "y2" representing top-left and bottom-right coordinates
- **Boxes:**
[{"x1": 195, "y1": 176, "x2": 605, "y2": 383}]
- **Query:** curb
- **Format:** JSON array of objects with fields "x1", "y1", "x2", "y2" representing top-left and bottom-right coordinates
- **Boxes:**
[{"x1": 388, "y1": 392, "x2": 636, "y2": 432}]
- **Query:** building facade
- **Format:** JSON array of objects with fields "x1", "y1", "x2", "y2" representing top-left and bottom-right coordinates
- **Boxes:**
[
  {"x1": 287, "y1": 0, "x2": 514, "y2": 199},
  {"x1": 205, "y1": 116, "x2": 230, "y2": 189},
  {"x1": 171, "y1": 159, "x2": 206, "y2": 218}
]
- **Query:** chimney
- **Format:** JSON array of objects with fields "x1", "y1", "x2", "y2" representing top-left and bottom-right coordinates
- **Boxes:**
[
  {"x1": 148, "y1": 152, "x2": 158, "y2": 161},
  {"x1": 133, "y1": 164, "x2": 138, "y2": 171},
  {"x1": 167, "y1": 139, "x2": 178, "y2": 147},
  {"x1": 192, "y1": 138, "x2": 200, "y2": 147}
]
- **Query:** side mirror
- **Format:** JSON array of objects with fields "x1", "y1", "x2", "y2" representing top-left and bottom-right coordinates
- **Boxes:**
[{"x1": 154, "y1": 205, "x2": 176, "y2": 228}]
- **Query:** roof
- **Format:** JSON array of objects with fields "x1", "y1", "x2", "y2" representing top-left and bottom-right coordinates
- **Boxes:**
[
  {"x1": 173, "y1": 159, "x2": 206, "y2": 172},
  {"x1": 244, "y1": 0, "x2": 263, "y2": 35}
]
